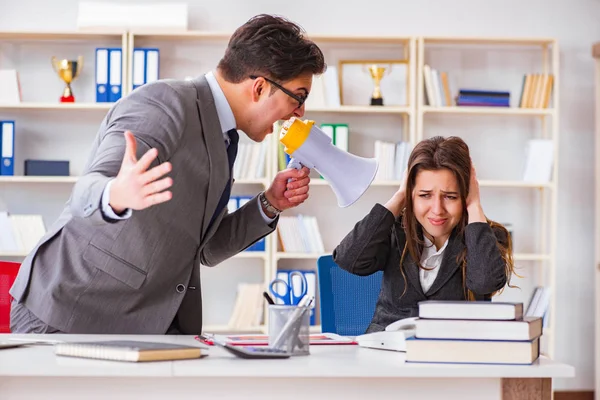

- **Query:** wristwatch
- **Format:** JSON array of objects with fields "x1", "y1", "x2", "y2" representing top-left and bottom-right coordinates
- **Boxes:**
[{"x1": 259, "y1": 191, "x2": 282, "y2": 216}]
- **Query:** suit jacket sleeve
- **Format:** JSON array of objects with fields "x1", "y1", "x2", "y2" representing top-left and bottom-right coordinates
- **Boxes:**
[
  {"x1": 199, "y1": 195, "x2": 276, "y2": 266},
  {"x1": 332, "y1": 203, "x2": 397, "y2": 276},
  {"x1": 70, "y1": 82, "x2": 186, "y2": 224},
  {"x1": 465, "y1": 222, "x2": 509, "y2": 294}
]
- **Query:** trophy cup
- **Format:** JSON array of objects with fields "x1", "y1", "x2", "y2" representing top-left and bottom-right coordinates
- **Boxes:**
[
  {"x1": 51, "y1": 56, "x2": 83, "y2": 102},
  {"x1": 368, "y1": 64, "x2": 387, "y2": 106}
]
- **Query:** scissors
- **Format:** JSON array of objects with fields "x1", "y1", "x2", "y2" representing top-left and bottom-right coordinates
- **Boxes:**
[{"x1": 268, "y1": 271, "x2": 308, "y2": 305}]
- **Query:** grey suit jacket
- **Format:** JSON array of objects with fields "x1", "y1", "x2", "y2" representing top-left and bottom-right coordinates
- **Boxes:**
[
  {"x1": 10, "y1": 76, "x2": 275, "y2": 334},
  {"x1": 332, "y1": 204, "x2": 508, "y2": 333}
]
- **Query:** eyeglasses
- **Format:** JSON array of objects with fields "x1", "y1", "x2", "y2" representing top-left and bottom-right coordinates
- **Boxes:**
[{"x1": 249, "y1": 75, "x2": 307, "y2": 108}]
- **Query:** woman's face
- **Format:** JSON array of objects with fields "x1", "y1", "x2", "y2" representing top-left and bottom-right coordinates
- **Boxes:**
[{"x1": 412, "y1": 168, "x2": 463, "y2": 248}]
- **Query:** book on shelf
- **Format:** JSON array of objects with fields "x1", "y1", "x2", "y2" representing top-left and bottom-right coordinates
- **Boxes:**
[
  {"x1": 227, "y1": 283, "x2": 264, "y2": 329},
  {"x1": 0, "y1": 70, "x2": 22, "y2": 104},
  {"x1": 0, "y1": 212, "x2": 46, "y2": 254},
  {"x1": 55, "y1": 340, "x2": 206, "y2": 362},
  {"x1": 418, "y1": 300, "x2": 523, "y2": 320},
  {"x1": 423, "y1": 64, "x2": 452, "y2": 107},
  {"x1": 374, "y1": 140, "x2": 411, "y2": 181},
  {"x1": 277, "y1": 215, "x2": 324, "y2": 254},
  {"x1": 522, "y1": 139, "x2": 553, "y2": 183},
  {"x1": 519, "y1": 73, "x2": 554, "y2": 109},
  {"x1": 232, "y1": 141, "x2": 268, "y2": 180}
]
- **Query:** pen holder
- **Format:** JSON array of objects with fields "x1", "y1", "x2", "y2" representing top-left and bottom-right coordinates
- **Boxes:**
[{"x1": 268, "y1": 305, "x2": 310, "y2": 356}]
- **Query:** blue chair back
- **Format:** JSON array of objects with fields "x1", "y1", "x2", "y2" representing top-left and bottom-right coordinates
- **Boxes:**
[{"x1": 317, "y1": 255, "x2": 382, "y2": 336}]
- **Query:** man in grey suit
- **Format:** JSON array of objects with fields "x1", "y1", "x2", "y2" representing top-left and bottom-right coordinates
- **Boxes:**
[{"x1": 9, "y1": 14, "x2": 326, "y2": 334}]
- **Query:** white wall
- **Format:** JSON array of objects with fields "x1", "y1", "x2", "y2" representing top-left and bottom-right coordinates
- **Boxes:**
[{"x1": 1, "y1": 0, "x2": 598, "y2": 391}]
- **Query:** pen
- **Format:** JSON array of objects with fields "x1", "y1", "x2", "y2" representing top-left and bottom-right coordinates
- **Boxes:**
[{"x1": 263, "y1": 291, "x2": 275, "y2": 305}]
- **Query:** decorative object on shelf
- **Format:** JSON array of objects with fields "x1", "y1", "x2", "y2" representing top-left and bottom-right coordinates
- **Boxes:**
[
  {"x1": 338, "y1": 59, "x2": 408, "y2": 107},
  {"x1": 24, "y1": 160, "x2": 70, "y2": 177},
  {"x1": 279, "y1": 117, "x2": 378, "y2": 207},
  {"x1": 51, "y1": 56, "x2": 83, "y2": 103},
  {"x1": 367, "y1": 64, "x2": 388, "y2": 106}
]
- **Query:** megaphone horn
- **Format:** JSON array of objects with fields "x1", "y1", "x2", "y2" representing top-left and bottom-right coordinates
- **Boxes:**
[{"x1": 279, "y1": 118, "x2": 378, "y2": 208}]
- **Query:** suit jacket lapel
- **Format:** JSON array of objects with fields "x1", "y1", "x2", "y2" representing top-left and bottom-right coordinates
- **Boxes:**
[
  {"x1": 425, "y1": 228, "x2": 464, "y2": 296},
  {"x1": 191, "y1": 76, "x2": 229, "y2": 235},
  {"x1": 394, "y1": 227, "x2": 425, "y2": 297}
]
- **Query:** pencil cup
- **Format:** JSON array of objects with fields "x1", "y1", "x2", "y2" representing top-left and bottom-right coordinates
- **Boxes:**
[{"x1": 268, "y1": 305, "x2": 310, "y2": 356}]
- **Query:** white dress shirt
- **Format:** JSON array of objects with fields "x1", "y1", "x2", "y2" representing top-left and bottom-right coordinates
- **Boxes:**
[
  {"x1": 100, "y1": 71, "x2": 274, "y2": 224},
  {"x1": 419, "y1": 235, "x2": 449, "y2": 293}
]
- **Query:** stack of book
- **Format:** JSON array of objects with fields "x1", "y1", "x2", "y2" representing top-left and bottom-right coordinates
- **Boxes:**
[
  {"x1": 455, "y1": 89, "x2": 510, "y2": 107},
  {"x1": 406, "y1": 301, "x2": 543, "y2": 365}
]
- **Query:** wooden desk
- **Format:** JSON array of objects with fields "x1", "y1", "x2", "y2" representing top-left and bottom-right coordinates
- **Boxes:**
[{"x1": 0, "y1": 333, "x2": 574, "y2": 400}]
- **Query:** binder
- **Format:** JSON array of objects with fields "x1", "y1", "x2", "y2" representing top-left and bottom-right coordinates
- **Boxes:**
[
  {"x1": 0, "y1": 121, "x2": 15, "y2": 176},
  {"x1": 132, "y1": 48, "x2": 146, "y2": 90},
  {"x1": 108, "y1": 48, "x2": 122, "y2": 102},
  {"x1": 238, "y1": 196, "x2": 265, "y2": 251},
  {"x1": 132, "y1": 48, "x2": 160, "y2": 90},
  {"x1": 145, "y1": 49, "x2": 160, "y2": 84},
  {"x1": 95, "y1": 48, "x2": 109, "y2": 102}
]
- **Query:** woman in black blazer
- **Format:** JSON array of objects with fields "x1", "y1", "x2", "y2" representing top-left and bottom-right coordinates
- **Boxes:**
[{"x1": 332, "y1": 136, "x2": 516, "y2": 333}]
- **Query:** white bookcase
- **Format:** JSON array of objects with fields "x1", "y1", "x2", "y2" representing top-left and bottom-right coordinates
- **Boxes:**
[
  {"x1": 416, "y1": 36, "x2": 559, "y2": 359},
  {"x1": 0, "y1": 31, "x2": 558, "y2": 345}
]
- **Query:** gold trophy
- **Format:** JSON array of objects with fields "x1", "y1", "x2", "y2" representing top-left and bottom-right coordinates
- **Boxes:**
[
  {"x1": 367, "y1": 64, "x2": 387, "y2": 106},
  {"x1": 51, "y1": 56, "x2": 83, "y2": 103}
]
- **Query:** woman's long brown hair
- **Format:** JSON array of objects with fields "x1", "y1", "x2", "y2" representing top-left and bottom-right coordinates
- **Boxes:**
[{"x1": 399, "y1": 136, "x2": 516, "y2": 300}]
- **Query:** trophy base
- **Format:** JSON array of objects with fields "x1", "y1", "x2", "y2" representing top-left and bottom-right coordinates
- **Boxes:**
[
  {"x1": 60, "y1": 95, "x2": 75, "y2": 103},
  {"x1": 370, "y1": 97, "x2": 384, "y2": 106}
]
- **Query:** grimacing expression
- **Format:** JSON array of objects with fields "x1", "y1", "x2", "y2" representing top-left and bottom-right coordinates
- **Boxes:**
[{"x1": 412, "y1": 168, "x2": 463, "y2": 247}]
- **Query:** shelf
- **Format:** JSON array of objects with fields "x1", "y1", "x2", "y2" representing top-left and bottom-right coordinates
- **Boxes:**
[
  {"x1": 0, "y1": 176, "x2": 78, "y2": 184},
  {"x1": 0, "y1": 30, "x2": 126, "y2": 41},
  {"x1": 311, "y1": 179, "x2": 402, "y2": 187},
  {"x1": 276, "y1": 252, "x2": 327, "y2": 260},
  {"x1": 423, "y1": 36, "x2": 555, "y2": 46},
  {"x1": 312, "y1": 178, "x2": 552, "y2": 189},
  {"x1": 233, "y1": 252, "x2": 267, "y2": 260},
  {"x1": 0, "y1": 176, "x2": 268, "y2": 185},
  {"x1": 130, "y1": 30, "x2": 231, "y2": 41},
  {"x1": 478, "y1": 180, "x2": 554, "y2": 189},
  {"x1": 422, "y1": 106, "x2": 554, "y2": 116},
  {"x1": 306, "y1": 105, "x2": 411, "y2": 115},
  {"x1": 0, "y1": 103, "x2": 113, "y2": 110},
  {"x1": 513, "y1": 253, "x2": 551, "y2": 261},
  {"x1": 0, "y1": 251, "x2": 29, "y2": 258}
]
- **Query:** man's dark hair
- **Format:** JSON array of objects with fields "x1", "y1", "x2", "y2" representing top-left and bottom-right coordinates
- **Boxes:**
[{"x1": 218, "y1": 14, "x2": 326, "y2": 84}]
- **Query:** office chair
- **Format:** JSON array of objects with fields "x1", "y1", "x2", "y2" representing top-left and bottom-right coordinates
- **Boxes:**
[
  {"x1": 317, "y1": 255, "x2": 382, "y2": 336},
  {"x1": 0, "y1": 261, "x2": 20, "y2": 333}
]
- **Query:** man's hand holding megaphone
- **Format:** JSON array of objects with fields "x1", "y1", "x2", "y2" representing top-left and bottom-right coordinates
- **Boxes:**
[{"x1": 261, "y1": 166, "x2": 311, "y2": 218}]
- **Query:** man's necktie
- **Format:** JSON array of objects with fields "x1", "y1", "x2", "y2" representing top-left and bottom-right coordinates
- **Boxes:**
[{"x1": 208, "y1": 128, "x2": 239, "y2": 228}]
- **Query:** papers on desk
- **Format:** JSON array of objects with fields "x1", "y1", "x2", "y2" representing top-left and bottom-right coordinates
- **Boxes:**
[{"x1": 197, "y1": 333, "x2": 356, "y2": 346}]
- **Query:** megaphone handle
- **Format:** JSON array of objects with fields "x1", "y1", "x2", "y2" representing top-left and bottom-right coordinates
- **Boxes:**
[
  {"x1": 287, "y1": 157, "x2": 303, "y2": 171},
  {"x1": 286, "y1": 157, "x2": 304, "y2": 183}
]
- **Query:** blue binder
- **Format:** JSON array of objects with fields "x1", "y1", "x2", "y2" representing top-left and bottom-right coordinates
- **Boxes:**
[
  {"x1": 132, "y1": 48, "x2": 160, "y2": 91},
  {"x1": 95, "y1": 48, "x2": 109, "y2": 102},
  {"x1": 108, "y1": 48, "x2": 122, "y2": 102},
  {"x1": 0, "y1": 121, "x2": 15, "y2": 176}
]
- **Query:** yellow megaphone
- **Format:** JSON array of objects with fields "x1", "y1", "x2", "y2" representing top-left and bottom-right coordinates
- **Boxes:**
[{"x1": 280, "y1": 118, "x2": 378, "y2": 207}]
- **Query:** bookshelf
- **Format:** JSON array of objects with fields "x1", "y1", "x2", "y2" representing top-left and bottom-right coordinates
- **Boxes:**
[
  {"x1": 0, "y1": 31, "x2": 558, "y2": 342},
  {"x1": 416, "y1": 36, "x2": 559, "y2": 359},
  {"x1": 592, "y1": 40, "x2": 600, "y2": 400}
]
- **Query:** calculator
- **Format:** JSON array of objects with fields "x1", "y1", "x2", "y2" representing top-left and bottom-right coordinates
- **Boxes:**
[{"x1": 217, "y1": 342, "x2": 291, "y2": 359}]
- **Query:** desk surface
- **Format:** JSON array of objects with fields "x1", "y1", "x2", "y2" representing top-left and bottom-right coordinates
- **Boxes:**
[{"x1": 0, "y1": 333, "x2": 575, "y2": 379}]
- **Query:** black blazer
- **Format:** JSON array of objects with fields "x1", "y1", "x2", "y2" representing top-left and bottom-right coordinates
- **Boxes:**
[{"x1": 332, "y1": 204, "x2": 509, "y2": 333}]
